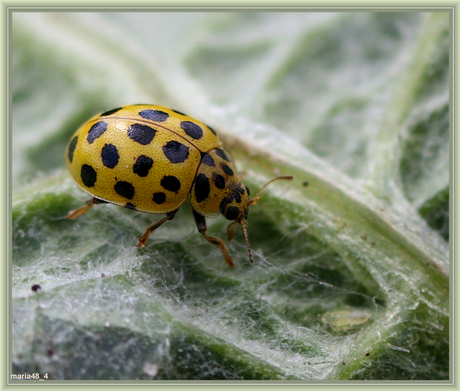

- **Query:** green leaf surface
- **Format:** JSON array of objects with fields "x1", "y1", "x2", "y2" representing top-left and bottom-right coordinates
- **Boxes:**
[{"x1": 11, "y1": 11, "x2": 450, "y2": 381}]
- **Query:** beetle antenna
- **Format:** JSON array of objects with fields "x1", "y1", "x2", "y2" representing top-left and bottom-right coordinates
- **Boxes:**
[
  {"x1": 249, "y1": 176, "x2": 293, "y2": 206},
  {"x1": 240, "y1": 218, "x2": 254, "y2": 265}
]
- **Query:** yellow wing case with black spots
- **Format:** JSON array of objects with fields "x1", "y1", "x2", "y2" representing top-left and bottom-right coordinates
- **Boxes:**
[{"x1": 65, "y1": 104, "x2": 223, "y2": 214}]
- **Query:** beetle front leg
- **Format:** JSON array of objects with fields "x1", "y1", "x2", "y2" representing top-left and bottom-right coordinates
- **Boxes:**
[
  {"x1": 192, "y1": 210, "x2": 235, "y2": 268},
  {"x1": 227, "y1": 220, "x2": 238, "y2": 241}
]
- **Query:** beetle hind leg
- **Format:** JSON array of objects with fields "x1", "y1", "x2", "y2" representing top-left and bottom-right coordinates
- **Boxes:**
[
  {"x1": 192, "y1": 210, "x2": 235, "y2": 268},
  {"x1": 137, "y1": 210, "x2": 177, "y2": 248}
]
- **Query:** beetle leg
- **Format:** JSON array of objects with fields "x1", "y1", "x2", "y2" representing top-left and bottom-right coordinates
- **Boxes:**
[
  {"x1": 67, "y1": 197, "x2": 107, "y2": 219},
  {"x1": 227, "y1": 221, "x2": 239, "y2": 241},
  {"x1": 137, "y1": 210, "x2": 177, "y2": 248},
  {"x1": 192, "y1": 210, "x2": 235, "y2": 268}
]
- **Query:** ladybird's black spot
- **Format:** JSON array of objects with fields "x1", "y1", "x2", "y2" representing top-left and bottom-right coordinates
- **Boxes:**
[
  {"x1": 219, "y1": 197, "x2": 229, "y2": 211},
  {"x1": 100, "y1": 107, "x2": 122, "y2": 117},
  {"x1": 214, "y1": 174, "x2": 225, "y2": 189},
  {"x1": 219, "y1": 189, "x2": 240, "y2": 211},
  {"x1": 153, "y1": 192, "x2": 166, "y2": 204},
  {"x1": 163, "y1": 141, "x2": 189, "y2": 163},
  {"x1": 139, "y1": 109, "x2": 169, "y2": 122},
  {"x1": 201, "y1": 153, "x2": 215, "y2": 167},
  {"x1": 181, "y1": 121, "x2": 203, "y2": 140},
  {"x1": 216, "y1": 148, "x2": 231, "y2": 162},
  {"x1": 68, "y1": 136, "x2": 78, "y2": 163},
  {"x1": 81, "y1": 164, "x2": 97, "y2": 187},
  {"x1": 194, "y1": 173, "x2": 210, "y2": 202},
  {"x1": 221, "y1": 163, "x2": 234, "y2": 176},
  {"x1": 125, "y1": 202, "x2": 137, "y2": 210},
  {"x1": 161, "y1": 175, "x2": 181, "y2": 193},
  {"x1": 225, "y1": 206, "x2": 240, "y2": 221},
  {"x1": 229, "y1": 186, "x2": 245, "y2": 202},
  {"x1": 87, "y1": 121, "x2": 108, "y2": 144},
  {"x1": 114, "y1": 181, "x2": 134, "y2": 199},
  {"x1": 245, "y1": 185, "x2": 250, "y2": 196},
  {"x1": 206, "y1": 123, "x2": 217, "y2": 135},
  {"x1": 133, "y1": 155, "x2": 153, "y2": 177},
  {"x1": 128, "y1": 123, "x2": 156, "y2": 145},
  {"x1": 101, "y1": 143, "x2": 119, "y2": 168},
  {"x1": 172, "y1": 109, "x2": 186, "y2": 116}
]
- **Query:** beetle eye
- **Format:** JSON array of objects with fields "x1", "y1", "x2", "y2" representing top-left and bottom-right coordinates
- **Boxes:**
[{"x1": 224, "y1": 206, "x2": 240, "y2": 220}]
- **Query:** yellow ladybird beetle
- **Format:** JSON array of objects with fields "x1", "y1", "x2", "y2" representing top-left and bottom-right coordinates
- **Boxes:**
[{"x1": 65, "y1": 104, "x2": 293, "y2": 268}]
